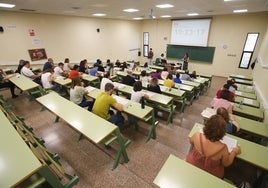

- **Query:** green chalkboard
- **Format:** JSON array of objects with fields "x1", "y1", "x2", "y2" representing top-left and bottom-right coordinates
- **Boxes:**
[{"x1": 166, "y1": 44, "x2": 215, "y2": 63}]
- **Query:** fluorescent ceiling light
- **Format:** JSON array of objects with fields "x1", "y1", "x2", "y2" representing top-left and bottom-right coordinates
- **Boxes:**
[
  {"x1": 187, "y1": 13, "x2": 199, "y2": 16},
  {"x1": 233, "y1": 9, "x2": 248, "y2": 13},
  {"x1": 92, "y1": 13, "x2": 106, "y2": 17},
  {"x1": 0, "y1": 3, "x2": 16, "y2": 8},
  {"x1": 133, "y1": 17, "x2": 143, "y2": 20},
  {"x1": 161, "y1": 15, "x2": 171, "y2": 18},
  {"x1": 156, "y1": 4, "x2": 174, "y2": 8},
  {"x1": 123, "y1": 8, "x2": 139, "y2": 12}
]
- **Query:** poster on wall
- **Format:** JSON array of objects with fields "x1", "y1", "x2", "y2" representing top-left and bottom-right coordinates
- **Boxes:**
[{"x1": 28, "y1": 48, "x2": 47, "y2": 61}]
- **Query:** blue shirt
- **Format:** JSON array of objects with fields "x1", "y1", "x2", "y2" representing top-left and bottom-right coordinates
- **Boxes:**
[
  {"x1": 174, "y1": 77, "x2": 182, "y2": 84},
  {"x1": 89, "y1": 68, "x2": 97, "y2": 76},
  {"x1": 181, "y1": 73, "x2": 192, "y2": 81}
]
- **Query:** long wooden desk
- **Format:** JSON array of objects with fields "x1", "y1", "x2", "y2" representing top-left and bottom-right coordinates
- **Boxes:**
[
  {"x1": 235, "y1": 90, "x2": 257, "y2": 100},
  {"x1": 229, "y1": 74, "x2": 253, "y2": 81},
  {"x1": 234, "y1": 96, "x2": 260, "y2": 108},
  {"x1": 230, "y1": 78, "x2": 253, "y2": 86},
  {"x1": 85, "y1": 86, "x2": 157, "y2": 142},
  {"x1": 36, "y1": 92, "x2": 129, "y2": 170},
  {"x1": 233, "y1": 104, "x2": 264, "y2": 122},
  {"x1": 154, "y1": 154, "x2": 235, "y2": 188},
  {"x1": 113, "y1": 82, "x2": 175, "y2": 124},
  {"x1": 190, "y1": 123, "x2": 268, "y2": 171},
  {"x1": 181, "y1": 79, "x2": 201, "y2": 97},
  {"x1": 0, "y1": 110, "x2": 42, "y2": 188},
  {"x1": 9, "y1": 75, "x2": 40, "y2": 91},
  {"x1": 236, "y1": 84, "x2": 255, "y2": 93},
  {"x1": 201, "y1": 108, "x2": 268, "y2": 139}
]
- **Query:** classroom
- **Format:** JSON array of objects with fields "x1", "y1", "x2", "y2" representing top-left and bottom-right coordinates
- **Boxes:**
[{"x1": 0, "y1": 1, "x2": 268, "y2": 187}]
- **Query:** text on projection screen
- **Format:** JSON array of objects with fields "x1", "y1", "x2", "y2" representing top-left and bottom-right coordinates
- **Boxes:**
[{"x1": 171, "y1": 19, "x2": 211, "y2": 47}]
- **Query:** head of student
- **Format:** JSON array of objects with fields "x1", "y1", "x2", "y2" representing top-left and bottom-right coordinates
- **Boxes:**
[
  {"x1": 58, "y1": 62, "x2": 64, "y2": 68},
  {"x1": 71, "y1": 76, "x2": 82, "y2": 88},
  {"x1": 185, "y1": 69, "x2": 189, "y2": 74},
  {"x1": 23, "y1": 60, "x2": 31, "y2": 68},
  {"x1": 73, "y1": 64, "x2": 79, "y2": 70},
  {"x1": 163, "y1": 67, "x2": 168, "y2": 71},
  {"x1": 176, "y1": 72, "x2": 180, "y2": 78},
  {"x1": 133, "y1": 81, "x2": 142, "y2": 92},
  {"x1": 64, "y1": 58, "x2": 69, "y2": 63},
  {"x1": 141, "y1": 70, "x2": 146, "y2": 77},
  {"x1": 166, "y1": 73, "x2": 173, "y2": 80},
  {"x1": 104, "y1": 71, "x2": 110, "y2": 78},
  {"x1": 105, "y1": 83, "x2": 114, "y2": 95},
  {"x1": 216, "y1": 107, "x2": 229, "y2": 123},
  {"x1": 150, "y1": 77, "x2": 158, "y2": 86},
  {"x1": 203, "y1": 114, "x2": 226, "y2": 142}
]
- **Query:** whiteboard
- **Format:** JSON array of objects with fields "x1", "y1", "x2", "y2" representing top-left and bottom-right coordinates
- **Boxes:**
[{"x1": 170, "y1": 19, "x2": 211, "y2": 47}]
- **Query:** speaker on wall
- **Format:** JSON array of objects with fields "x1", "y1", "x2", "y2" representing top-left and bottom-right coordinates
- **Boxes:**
[
  {"x1": 0, "y1": 26, "x2": 4, "y2": 32},
  {"x1": 96, "y1": 28, "x2": 100, "y2": 33}
]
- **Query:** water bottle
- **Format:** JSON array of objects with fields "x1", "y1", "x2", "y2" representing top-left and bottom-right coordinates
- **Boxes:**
[
  {"x1": 238, "y1": 101, "x2": 243, "y2": 109},
  {"x1": 141, "y1": 96, "x2": 145, "y2": 109},
  {"x1": 177, "y1": 84, "x2": 181, "y2": 90}
]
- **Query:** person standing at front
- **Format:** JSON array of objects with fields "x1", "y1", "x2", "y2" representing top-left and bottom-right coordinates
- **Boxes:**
[{"x1": 148, "y1": 48, "x2": 154, "y2": 65}]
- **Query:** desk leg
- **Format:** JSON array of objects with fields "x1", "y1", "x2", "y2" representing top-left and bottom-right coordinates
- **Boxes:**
[
  {"x1": 38, "y1": 165, "x2": 65, "y2": 188},
  {"x1": 113, "y1": 128, "x2": 129, "y2": 170},
  {"x1": 167, "y1": 101, "x2": 174, "y2": 125},
  {"x1": 146, "y1": 111, "x2": 157, "y2": 142}
]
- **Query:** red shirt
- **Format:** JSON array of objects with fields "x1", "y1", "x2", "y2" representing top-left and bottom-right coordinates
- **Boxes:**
[
  {"x1": 68, "y1": 70, "x2": 80, "y2": 79},
  {"x1": 216, "y1": 89, "x2": 234, "y2": 101}
]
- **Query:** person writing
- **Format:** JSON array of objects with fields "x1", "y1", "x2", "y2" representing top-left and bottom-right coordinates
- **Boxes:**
[
  {"x1": 92, "y1": 83, "x2": 124, "y2": 127},
  {"x1": 216, "y1": 107, "x2": 240, "y2": 134},
  {"x1": 182, "y1": 52, "x2": 189, "y2": 70},
  {"x1": 186, "y1": 114, "x2": 240, "y2": 179}
]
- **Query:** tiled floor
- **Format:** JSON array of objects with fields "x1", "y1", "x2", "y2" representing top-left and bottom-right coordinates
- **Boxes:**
[{"x1": 2, "y1": 76, "x2": 258, "y2": 187}]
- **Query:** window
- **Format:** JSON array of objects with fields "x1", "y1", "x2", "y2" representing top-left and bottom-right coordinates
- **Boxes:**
[
  {"x1": 239, "y1": 33, "x2": 259, "y2": 69},
  {"x1": 143, "y1": 32, "x2": 149, "y2": 57}
]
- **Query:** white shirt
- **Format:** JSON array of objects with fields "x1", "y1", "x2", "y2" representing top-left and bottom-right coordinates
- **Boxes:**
[
  {"x1": 41, "y1": 72, "x2": 54, "y2": 89},
  {"x1": 63, "y1": 63, "x2": 70, "y2": 72},
  {"x1": 54, "y1": 66, "x2": 63, "y2": 76},
  {"x1": 21, "y1": 66, "x2": 35, "y2": 80},
  {"x1": 161, "y1": 71, "x2": 169, "y2": 80},
  {"x1": 100, "y1": 77, "x2": 113, "y2": 91},
  {"x1": 131, "y1": 90, "x2": 145, "y2": 103},
  {"x1": 70, "y1": 86, "x2": 85, "y2": 104}
]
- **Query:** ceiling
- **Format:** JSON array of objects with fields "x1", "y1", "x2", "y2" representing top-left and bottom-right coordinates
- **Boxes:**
[{"x1": 1, "y1": 0, "x2": 268, "y2": 20}]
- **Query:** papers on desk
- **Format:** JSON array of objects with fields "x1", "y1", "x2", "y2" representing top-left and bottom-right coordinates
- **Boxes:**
[
  {"x1": 243, "y1": 98, "x2": 253, "y2": 105},
  {"x1": 220, "y1": 136, "x2": 238, "y2": 153},
  {"x1": 116, "y1": 83, "x2": 125, "y2": 89},
  {"x1": 201, "y1": 108, "x2": 216, "y2": 119},
  {"x1": 55, "y1": 76, "x2": 64, "y2": 80},
  {"x1": 85, "y1": 86, "x2": 96, "y2": 92},
  {"x1": 113, "y1": 95, "x2": 129, "y2": 105},
  {"x1": 143, "y1": 91, "x2": 155, "y2": 98},
  {"x1": 235, "y1": 91, "x2": 242, "y2": 95},
  {"x1": 160, "y1": 86, "x2": 169, "y2": 92}
]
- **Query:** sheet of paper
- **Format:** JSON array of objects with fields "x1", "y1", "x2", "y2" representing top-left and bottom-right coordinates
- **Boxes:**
[
  {"x1": 220, "y1": 136, "x2": 238, "y2": 153},
  {"x1": 235, "y1": 91, "x2": 242, "y2": 95},
  {"x1": 85, "y1": 86, "x2": 96, "y2": 92},
  {"x1": 113, "y1": 95, "x2": 129, "y2": 105},
  {"x1": 201, "y1": 108, "x2": 216, "y2": 118},
  {"x1": 143, "y1": 91, "x2": 155, "y2": 98},
  {"x1": 243, "y1": 98, "x2": 253, "y2": 105}
]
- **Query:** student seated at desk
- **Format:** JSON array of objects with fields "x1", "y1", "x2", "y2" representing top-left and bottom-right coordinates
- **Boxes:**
[
  {"x1": 210, "y1": 96, "x2": 233, "y2": 114},
  {"x1": 190, "y1": 70, "x2": 197, "y2": 79},
  {"x1": 70, "y1": 76, "x2": 93, "y2": 111},
  {"x1": 186, "y1": 115, "x2": 240, "y2": 179},
  {"x1": 0, "y1": 68, "x2": 18, "y2": 98},
  {"x1": 147, "y1": 78, "x2": 162, "y2": 94},
  {"x1": 216, "y1": 84, "x2": 234, "y2": 102},
  {"x1": 151, "y1": 69, "x2": 161, "y2": 79},
  {"x1": 53, "y1": 62, "x2": 65, "y2": 77},
  {"x1": 161, "y1": 67, "x2": 169, "y2": 80},
  {"x1": 63, "y1": 58, "x2": 72, "y2": 72},
  {"x1": 41, "y1": 68, "x2": 61, "y2": 93},
  {"x1": 68, "y1": 64, "x2": 82, "y2": 79},
  {"x1": 131, "y1": 81, "x2": 149, "y2": 102},
  {"x1": 140, "y1": 70, "x2": 149, "y2": 84},
  {"x1": 100, "y1": 72, "x2": 113, "y2": 91},
  {"x1": 181, "y1": 70, "x2": 193, "y2": 81},
  {"x1": 79, "y1": 59, "x2": 89, "y2": 73},
  {"x1": 164, "y1": 73, "x2": 175, "y2": 88},
  {"x1": 216, "y1": 107, "x2": 240, "y2": 134},
  {"x1": 89, "y1": 64, "x2": 100, "y2": 77},
  {"x1": 227, "y1": 79, "x2": 237, "y2": 93},
  {"x1": 122, "y1": 70, "x2": 136, "y2": 86},
  {"x1": 92, "y1": 83, "x2": 124, "y2": 127},
  {"x1": 21, "y1": 60, "x2": 42, "y2": 85},
  {"x1": 173, "y1": 72, "x2": 182, "y2": 84}
]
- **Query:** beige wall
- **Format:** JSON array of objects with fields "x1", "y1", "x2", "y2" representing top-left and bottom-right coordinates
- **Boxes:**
[
  {"x1": 0, "y1": 11, "x2": 141, "y2": 65},
  {"x1": 253, "y1": 27, "x2": 268, "y2": 123},
  {"x1": 140, "y1": 12, "x2": 268, "y2": 77}
]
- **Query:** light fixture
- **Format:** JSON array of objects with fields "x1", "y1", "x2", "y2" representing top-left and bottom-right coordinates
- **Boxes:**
[
  {"x1": 92, "y1": 13, "x2": 106, "y2": 17},
  {"x1": 161, "y1": 15, "x2": 171, "y2": 18},
  {"x1": 156, "y1": 4, "x2": 174, "y2": 8},
  {"x1": 0, "y1": 3, "x2": 16, "y2": 8},
  {"x1": 187, "y1": 13, "x2": 199, "y2": 16},
  {"x1": 123, "y1": 8, "x2": 139, "y2": 12},
  {"x1": 233, "y1": 9, "x2": 248, "y2": 13},
  {"x1": 133, "y1": 17, "x2": 143, "y2": 20}
]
